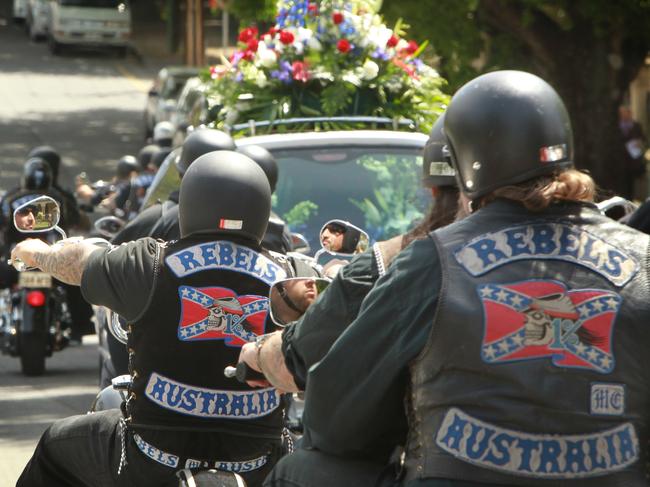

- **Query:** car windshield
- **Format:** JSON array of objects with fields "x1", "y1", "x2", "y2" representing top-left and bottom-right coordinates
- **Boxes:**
[
  {"x1": 142, "y1": 141, "x2": 429, "y2": 251},
  {"x1": 271, "y1": 146, "x2": 428, "y2": 249}
]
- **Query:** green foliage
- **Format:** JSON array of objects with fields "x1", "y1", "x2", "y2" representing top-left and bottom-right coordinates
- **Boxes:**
[
  {"x1": 225, "y1": 0, "x2": 276, "y2": 24},
  {"x1": 351, "y1": 154, "x2": 423, "y2": 238},
  {"x1": 283, "y1": 200, "x2": 319, "y2": 227}
]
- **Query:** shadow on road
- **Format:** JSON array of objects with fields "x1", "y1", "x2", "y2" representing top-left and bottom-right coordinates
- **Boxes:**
[{"x1": 0, "y1": 107, "x2": 147, "y2": 187}]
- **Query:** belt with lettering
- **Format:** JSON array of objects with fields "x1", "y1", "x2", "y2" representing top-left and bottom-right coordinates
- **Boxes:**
[
  {"x1": 132, "y1": 433, "x2": 268, "y2": 472},
  {"x1": 436, "y1": 408, "x2": 639, "y2": 479}
]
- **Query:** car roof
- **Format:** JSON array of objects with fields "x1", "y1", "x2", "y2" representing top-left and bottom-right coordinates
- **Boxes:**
[
  {"x1": 235, "y1": 130, "x2": 428, "y2": 151},
  {"x1": 160, "y1": 66, "x2": 201, "y2": 78}
]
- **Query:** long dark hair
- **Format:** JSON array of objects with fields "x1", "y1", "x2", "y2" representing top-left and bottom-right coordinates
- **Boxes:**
[{"x1": 402, "y1": 186, "x2": 460, "y2": 247}]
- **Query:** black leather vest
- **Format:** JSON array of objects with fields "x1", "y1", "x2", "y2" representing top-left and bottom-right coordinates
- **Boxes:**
[
  {"x1": 404, "y1": 200, "x2": 650, "y2": 486},
  {"x1": 127, "y1": 237, "x2": 287, "y2": 437}
]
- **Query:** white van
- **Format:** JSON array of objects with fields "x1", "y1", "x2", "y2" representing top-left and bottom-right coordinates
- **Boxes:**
[{"x1": 47, "y1": 0, "x2": 131, "y2": 55}]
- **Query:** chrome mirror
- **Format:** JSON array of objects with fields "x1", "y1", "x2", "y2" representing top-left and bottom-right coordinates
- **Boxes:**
[
  {"x1": 269, "y1": 277, "x2": 330, "y2": 327},
  {"x1": 13, "y1": 196, "x2": 60, "y2": 233}
]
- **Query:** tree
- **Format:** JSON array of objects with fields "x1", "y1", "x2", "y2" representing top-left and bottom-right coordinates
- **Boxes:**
[{"x1": 381, "y1": 0, "x2": 650, "y2": 196}]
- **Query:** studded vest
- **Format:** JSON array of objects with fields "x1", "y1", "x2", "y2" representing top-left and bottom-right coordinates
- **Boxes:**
[{"x1": 404, "y1": 200, "x2": 650, "y2": 486}]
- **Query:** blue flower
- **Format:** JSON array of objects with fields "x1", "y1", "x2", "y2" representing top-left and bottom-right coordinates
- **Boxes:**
[{"x1": 371, "y1": 48, "x2": 390, "y2": 61}]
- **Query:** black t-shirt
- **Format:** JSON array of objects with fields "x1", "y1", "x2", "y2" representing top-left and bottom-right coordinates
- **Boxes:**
[{"x1": 81, "y1": 238, "x2": 158, "y2": 322}]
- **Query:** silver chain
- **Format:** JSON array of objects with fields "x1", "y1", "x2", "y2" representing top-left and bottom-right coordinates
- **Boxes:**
[
  {"x1": 281, "y1": 427, "x2": 295, "y2": 454},
  {"x1": 372, "y1": 243, "x2": 387, "y2": 277},
  {"x1": 117, "y1": 417, "x2": 128, "y2": 475}
]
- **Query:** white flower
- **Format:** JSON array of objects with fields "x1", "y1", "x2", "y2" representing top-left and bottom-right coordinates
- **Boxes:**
[
  {"x1": 342, "y1": 70, "x2": 361, "y2": 87},
  {"x1": 396, "y1": 39, "x2": 409, "y2": 51},
  {"x1": 361, "y1": 59, "x2": 379, "y2": 80},
  {"x1": 255, "y1": 41, "x2": 277, "y2": 68},
  {"x1": 367, "y1": 25, "x2": 393, "y2": 50},
  {"x1": 297, "y1": 27, "x2": 313, "y2": 42},
  {"x1": 306, "y1": 36, "x2": 322, "y2": 52},
  {"x1": 255, "y1": 71, "x2": 268, "y2": 88}
]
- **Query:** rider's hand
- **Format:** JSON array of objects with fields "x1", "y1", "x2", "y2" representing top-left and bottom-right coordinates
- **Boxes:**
[
  {"x1": 238, "y1": 342, "x2": 272, "y2": 389},
  {"x1": 11, "y1": 238, "x2": 51, "y2": 269}
]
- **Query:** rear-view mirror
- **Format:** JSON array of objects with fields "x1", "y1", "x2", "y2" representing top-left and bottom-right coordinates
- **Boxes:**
[
  {"x1": 13, "y1": 196, "x2": 60, "y2": 233},
  {"x1": 269, "y1": 278, "x2": 330, "y2": 327}
]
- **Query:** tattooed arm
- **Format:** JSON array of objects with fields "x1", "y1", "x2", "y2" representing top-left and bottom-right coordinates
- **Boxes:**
[
  {"x1": 239, "y1": 331, "x2": 300, "y2": 393},
  {"x1": 10, "y1": 238, "x2": 102, "y2": 285}
]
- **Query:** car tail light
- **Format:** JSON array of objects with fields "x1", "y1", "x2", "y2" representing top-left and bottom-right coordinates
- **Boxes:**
[{"x1": 26, "y1": 291, "x2": 46, "y2": 307}]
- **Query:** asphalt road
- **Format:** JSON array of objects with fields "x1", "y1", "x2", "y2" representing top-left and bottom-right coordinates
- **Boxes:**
[
  {"x1": 0, "y1": 9, "x2": 171, "y2": 485},
  {"x1": 0, "y1": 7, "x2": 166, "y2": 192}
]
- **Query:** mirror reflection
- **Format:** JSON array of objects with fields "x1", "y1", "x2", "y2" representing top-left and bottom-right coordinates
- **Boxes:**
[
  {"x1": 13, "y1": 196, "x2": 60, "y2": 233},
  {"x1": 319, "y1": 220, "x2": 369, "y2": 254},
  {"x1": 269, "y1": 278, "x2": 330, "y2": 327}
]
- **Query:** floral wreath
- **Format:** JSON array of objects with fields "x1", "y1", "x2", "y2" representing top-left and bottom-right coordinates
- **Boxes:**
[{"x1": 205, "y1": 0, "x2": 448, "y2": 133}]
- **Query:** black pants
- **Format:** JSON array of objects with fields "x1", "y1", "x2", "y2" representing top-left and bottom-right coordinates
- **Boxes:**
[
  {"x1": 263, "y1": 447, "x2": 393, "y2": 487},
  {"x1": 18, "y1": 410, "x2": 281, "y2": 487},
  {"x1": 62, "y1": 283, "x2": 95, "y2": 339}
]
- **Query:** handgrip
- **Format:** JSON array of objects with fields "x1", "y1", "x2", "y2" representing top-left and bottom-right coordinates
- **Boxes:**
[
  {"x1": 224, "y1": 362, "x2": 266, "y2": 383},
  {"x1": 7, "y1": 258, "x2": 26, "y2": 272}
]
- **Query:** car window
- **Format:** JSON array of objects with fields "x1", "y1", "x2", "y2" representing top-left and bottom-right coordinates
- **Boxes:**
[{"x1": 272, "y1": 146, "x2": 428, "y2": 248}]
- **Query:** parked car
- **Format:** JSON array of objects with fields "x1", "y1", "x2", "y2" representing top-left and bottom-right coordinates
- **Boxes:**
[
  {"x1": 46, "y1": 0, "x2": 131, "y2": 56},
  {"x1": 144, "y1": 66, "x2": 201, "y2": 139},
  {"x1": 25, "y1": 0, "x2": 50, "y2": 41},
  {"x1": 143, "y1": 118, "x2": 429, "y2": 249},
  {"x1": 169, "y1": 76, "x2": 211, "y2": 147},
  {"x1": 12, "y1": 0, "x2": 29, "y2": 22}
]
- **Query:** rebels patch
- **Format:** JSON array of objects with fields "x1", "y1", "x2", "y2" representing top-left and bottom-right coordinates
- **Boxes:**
[
  {"x1": 479, "y1": 280, "x2": 620, "y2": 374},
  {"x1": 178, "y1": 285, "x2": 267, "y2": 346},
  {"x1": 436, "y1": 408, "x2": 639, "y2": 479},
  {"x1": 455, "y1": 223, "x2": 638, "y2": 287},
  {"x1": 145, "y1": 372, "x2": 279, "y2": 419},
  {"x1": 166, "y1": 241, "x2": 286, "y2": 285}
]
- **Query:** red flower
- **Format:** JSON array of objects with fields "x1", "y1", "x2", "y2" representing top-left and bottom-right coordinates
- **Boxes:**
[
  {"x1": 332, "y1": 12, "x2": 344, "y2": 25},
  {"x1": 238, "y1": 27, "x2": 258, "y2": 43},
  {"x1": 392, "y1": 58, "x2": 418, "y2": 79},
  {"x1": 243, "y1": 50, "x2": 255, "y2": 61},
  {"x1": 386, "y1": 35, "x2": 399, "y2": 48},
  {"x1": 279, "y1": 30, "x2": 295, "y2": 45},
  {"x1": 292, "y1": 61, "x2": 310, "y2": 83},
  {"x1": 405, "y1": 40, "x2": 419, "y2": 55},
  {"x1": 247, "y1": 38, "x2": 259, "y2": 52},
  {"x1": 266, "y1": 27, "x2": 278, "y2": 37},
  {"x1": 308, "y1": 3, "x2": 318, "y2": 14},
  {"x1": 336, "y1": 39, "x2": 351, "y2": 53}
]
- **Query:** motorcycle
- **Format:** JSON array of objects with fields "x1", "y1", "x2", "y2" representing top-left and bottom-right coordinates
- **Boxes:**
[
  {"x1": 3, "y1": 196, "x2": 110, "y2": 375},
  {"x1": 1, "y1": 196, "x2": 71, "y2": 375}
]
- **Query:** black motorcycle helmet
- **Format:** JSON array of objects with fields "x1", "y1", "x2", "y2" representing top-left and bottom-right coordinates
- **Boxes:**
[
  {"x1": 175, "y1": 128, "x2": 236, "y2": 177},
  {"x1": 179, "y1": 150, "x2": 271, "y2": 242},
  {"x1": 28, "y1": 145, "x2": 61, "y2": 182},
  {"x1": 422, "y1": 113, "x2": 456, "y2": 188},
  {"x1": 22, "y1": 157, "x2": 53, "y2": 190},
  {"x1": 444, "y1": 70, "x2": 574, "y2": 200},
  {"x1": 137, "y1": 144, "x2": 160, "y2": 169},
  {"x1": 116, "y1": 155, "x2": 140, "y2": 179},
  {"x1": 237, "y1": 145, "x2": 279, "y2": 193},
  {"x1": 151, "y1": 147, "x2": 172, "y2": 169}
]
